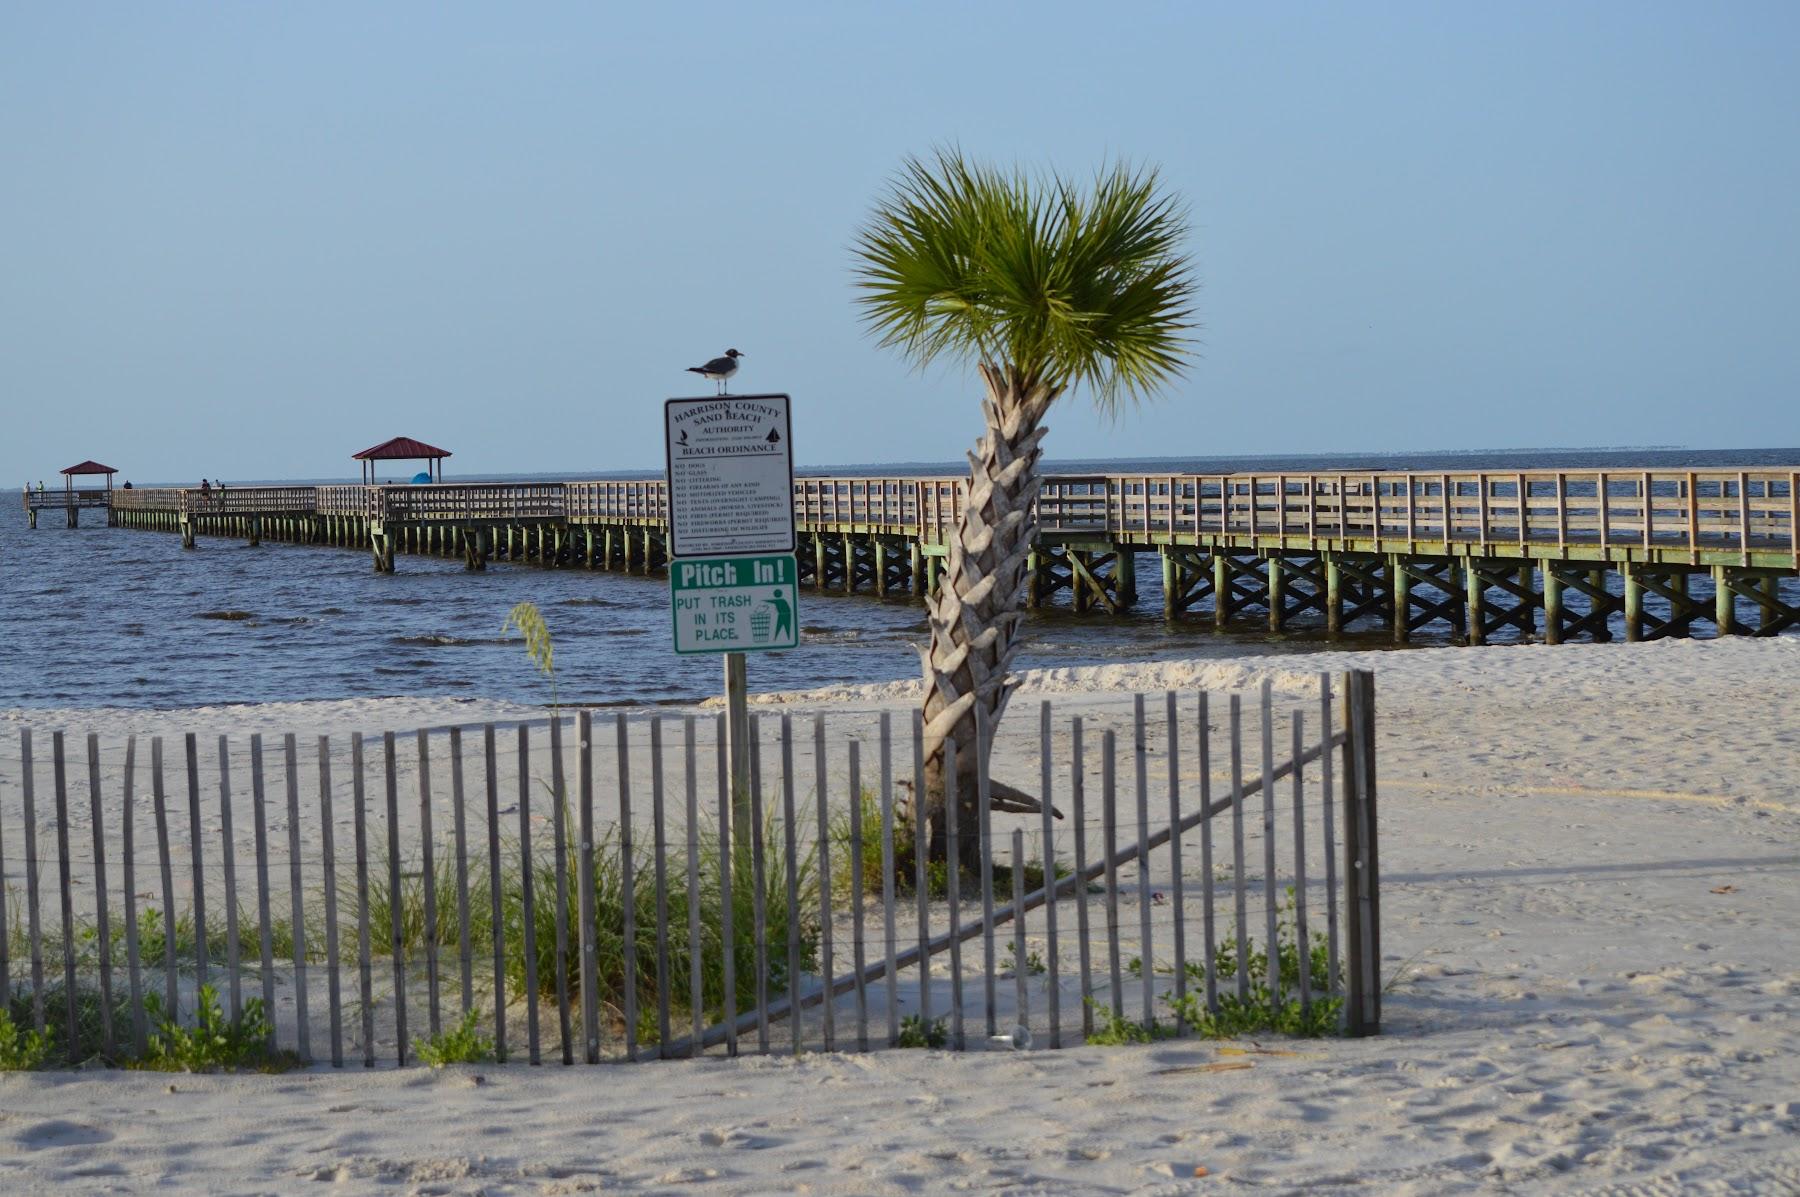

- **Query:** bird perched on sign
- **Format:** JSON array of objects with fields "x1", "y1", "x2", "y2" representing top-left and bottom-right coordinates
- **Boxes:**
[{"x1": 687, "y1": 348, "x2": 743, "y2": 394}]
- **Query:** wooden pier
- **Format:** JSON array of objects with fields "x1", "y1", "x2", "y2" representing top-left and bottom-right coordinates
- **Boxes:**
[
  {"x1": 22, "y1": 487, "x2": 113, "y2": 528},
  {"x1": 67, "y1": 466, "x2": 1800, "y2": 642}
]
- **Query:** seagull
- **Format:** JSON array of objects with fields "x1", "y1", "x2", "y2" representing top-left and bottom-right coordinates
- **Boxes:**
[{"x1": 687, "y1": 348, "x2": 743, "y2": 394}]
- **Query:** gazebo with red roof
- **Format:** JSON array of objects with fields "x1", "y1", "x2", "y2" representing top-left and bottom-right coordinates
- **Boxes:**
[
  {"x1": 61, "y1": 460, "x2": 119, "y2": 493},
  {"x1": 352, "y1": 437, "x2": 451, "y2": 484}
]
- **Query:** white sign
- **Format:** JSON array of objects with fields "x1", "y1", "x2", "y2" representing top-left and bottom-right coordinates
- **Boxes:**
[
  {"x1": 664, "y1": 394, "x2": 795, "y2": 558},
  {"x1": 670, "y1": 553, "x2": 800, "y2": 654}
]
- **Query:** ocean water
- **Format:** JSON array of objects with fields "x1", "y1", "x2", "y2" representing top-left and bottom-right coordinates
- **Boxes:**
[{"x1": 3, "y1": 448, "x2": 1793, "y2": 709}]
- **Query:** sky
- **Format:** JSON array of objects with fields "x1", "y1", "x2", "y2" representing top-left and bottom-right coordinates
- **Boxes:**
[{"x1": 3, "y1": 2, "x2": 1798, "y2": 485}]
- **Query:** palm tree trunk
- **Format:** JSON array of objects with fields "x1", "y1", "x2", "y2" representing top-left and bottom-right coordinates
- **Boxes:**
[{"x1": 920, "y1": 363, "x2": 1059, "y2": 869}]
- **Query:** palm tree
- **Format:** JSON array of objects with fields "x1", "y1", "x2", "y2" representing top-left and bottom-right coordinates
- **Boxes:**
[{"x1": 852, "y1": 150, "x2": 1196, "y2": 865}]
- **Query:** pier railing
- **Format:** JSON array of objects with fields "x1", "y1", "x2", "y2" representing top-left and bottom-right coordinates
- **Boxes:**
[
  {"x1": 1058, "y1": 470, "x2": 1798, "y2": 559},
  {"x1": 375, "y1": 482, "x2": 566, "y2": 522},
  {"x1": 21, "y1": 487, "x2": 113, "y2": 510},
  {"x1": 95, "y1": 468, "x2": 1799, "y2": 562}
]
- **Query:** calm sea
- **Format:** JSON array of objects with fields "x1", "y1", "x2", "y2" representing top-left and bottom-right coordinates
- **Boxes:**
[{"x1": 3, "y1": 448, "x2": 1793, "y2": 709}]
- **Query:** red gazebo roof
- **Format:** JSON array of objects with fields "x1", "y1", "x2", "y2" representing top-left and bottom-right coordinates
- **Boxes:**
[
  {"x1": 352, "y1": 437, "x2": 452, "y2": 461},
  {"x1": 60, "y1": 460, "x2": 118, "y2": 476}
]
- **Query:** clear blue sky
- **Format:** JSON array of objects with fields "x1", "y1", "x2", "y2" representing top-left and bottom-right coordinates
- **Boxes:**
[{"x1": 4, "y1": 2, "x2": 1797, "y2": 484}]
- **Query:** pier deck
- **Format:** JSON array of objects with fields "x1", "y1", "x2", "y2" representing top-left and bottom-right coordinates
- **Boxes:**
[{"x1": 75, "y1": 466, "x2": 1800, "y2": 642}]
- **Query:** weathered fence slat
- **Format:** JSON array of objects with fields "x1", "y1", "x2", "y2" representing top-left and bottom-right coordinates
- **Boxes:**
[
  {"x1": 578, "y1": 713, "x2": 601, "y2": 1064},
  {"x1": 1291, "y1": 715, "x2": 1311, "y2": 1017},
  {"x1": 1134, "y1": 696, "x2": 1155, "y2": 1028},
  {"x1": 353, "y1": 733, "x2": 375, "y2": 1067},
  {"x1": 319, "y1": 736, "x2": 344, "y2": 1067},
  {"x1": 152, "y1": 736, "x2": 179, "y2": 1020},
  {"x1": 879, "y1": 713, "x2": 899, "y2": 1048},
  {"x1": 217, "y1": 736, "x2": 241, "y2": 1021},
  {"x1": 1101, "y1": 729, "x2": 1123, "y2": 1017},
  {"x1": 1260, "y1": 682, "x2": 1280, "y2": 1001},
  {"x1": 86, "y1": 733, "x2": 115, "y2": 1054},
  {"x1": 483, "y1": 725, "x2": 505, "y2": 1058},
  {"x1": 21, "y1": 731, "x2": 44, "y2": 1032},
  {"x1": 911, "y1": 710, "x2": 931, "y2": 1034},
  {"x1": 385, "y1": 730, "x2": 408, "y2": 1065},
  {"x1": 1319, "y1": 674, "x2": 1341, "y2": 996},
  {"x1": 247, "y1": 736, "x2": 274, "y2": 1045},
  {"x1": 122, "y1": 736, "x2": 147, "y2": 1053},
  {"x1": 451, "y1": 728, "x2": 474, "y2": 1019},
  {"x1": 1070, "y1": 718, "x2": 1092, "y2": 1036},
  {"x1": 616, "y1": 715, "x2": 638, "y2": 1061},
  {"x1": 517, "y1": 725, "x2": 539, "y2": 1065},
  {"x1": 548, "y1": 718, "x2": 572, "y2": 1064},
  {"x1": 1012, "y1": 827, "x2": 1029, "y2": 1041},
  {"x1": 813, "y1": 715, "x2": 834, "y2": 1052},
  {"x1": 285, "y1": 734, "x2": 310, "y2": 1062},
  {"x1": 1165, "y1": 692, "x2": 1187, "y2": 1034},
  {"x1": 783, "y1": 714, "x2": 803, "y2": 1056},
  {"x1": 185, "y1": 733, "x2": 208, "y2": 988},
  {"x1": 1229, "y1": 696, "x2": 1250, "y2": 1001},
  {"x1": 944, "y1": 736, "x2": 963, "y2": 1051},
  {"x1": 848, "y1": 740, "x2": 869, "y2": 1052},
  {"x1": 749, "y1": 717, "x2": 770, "y2": 1054},
  {"x1": 418, "y1": 728, "x2": 443, "y2": 1043},
  {"x1": 1343, "y1": 671, "x2": 1381, "y2": 1036},
  {"x1": 1197, "y1": 694, "x2": 1218, "y2": 1013},
  {"x1": 682, "y1": 715, "x2": 702, "y2": 1056},
  {"x1": 651, "y1": 717, "x2": 672, "y2": 1060},
  {"x1": 53, "y1": 733, "x2": 79, "y2": 1055},
  {"x1": 977, "y1": 706, "x2": 998, "y2": 1039}
]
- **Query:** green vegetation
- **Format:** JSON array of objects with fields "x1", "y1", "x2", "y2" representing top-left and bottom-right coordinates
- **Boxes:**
[
  {"x1": 895, "y1": 1013, "x2": 947, "y2": 1049},
  {"x1": 341, "y1": 802, "x2": 820, "y2": 1044},
  {"x1": 1083, "y1": 999, "x2": 1167, "y2": 1045},
  {"x1": 5, "y1": 982, "x2": 135, "y2": 1066},
  {"x1": 134, "y1": 984, "x2": 296, "y2": 1073},
  {"x1": 414, "y1": 1010, "x2": 497, "y2": 1066},
  {"x1": 0, "y1": 1007, "x2": 53, "y2": 1071},
  {"x1": 829, "y1": 789, "x2": 1067, "y2": 901},
  {"x1": 1104, "y1": 892, "x2": 1344, "y2": 1043},
  {"x1": 503, "y1": 600, "x2": 559, "y2": 708},
  {"x1": 852, "y1": 150, "x2": 1195, "y2": 866}
]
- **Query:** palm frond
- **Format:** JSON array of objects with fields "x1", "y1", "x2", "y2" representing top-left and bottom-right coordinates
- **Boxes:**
[{"x1": 851, "y1": 149, "x2": 1197, "y2": 412}]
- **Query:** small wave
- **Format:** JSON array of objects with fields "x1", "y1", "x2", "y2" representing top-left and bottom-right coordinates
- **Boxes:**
[
  {"x1": 317, "y1": 606, "x2": 348, "y2": 616},
  {"x1": 606, "y1": 628, "x2": 648, "y2": 637},
  {"x1": 556, "y1": 597, "x2": 624, "y2": 608},
  {"x1": 389, "y1": 634, "x2": 510, "y2": 648},
  {"x1": 197, "y1": 610, "x2": 256, "y2": 621}
]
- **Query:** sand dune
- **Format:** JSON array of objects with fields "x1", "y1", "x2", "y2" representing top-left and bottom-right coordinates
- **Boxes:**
[{"x1": 2, "y1": 636, "x2": 1797, "y2": 1194}]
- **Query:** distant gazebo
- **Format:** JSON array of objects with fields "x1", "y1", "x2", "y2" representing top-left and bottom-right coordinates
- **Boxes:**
[
  {"x1": 352, "y1": 437, "x2": 451, "y2": 484},
  {"x1": 61, "y1": 460, "x2": 118, "y2": 494}
]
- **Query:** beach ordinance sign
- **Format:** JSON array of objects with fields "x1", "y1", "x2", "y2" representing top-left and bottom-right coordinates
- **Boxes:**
[
  {"x1": 670, "y1": 553, "x2": 799, "y2": 654},
  {"x1": 664, "y1": 394, "x2": 800, "y2": 656},
  {"x1": 664, "y1": 394, "x2": 795, "y2": 557}
]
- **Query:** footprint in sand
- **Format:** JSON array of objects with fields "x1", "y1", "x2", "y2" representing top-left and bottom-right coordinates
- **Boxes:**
[{"x1": 14, "y1": 1120, "x2": 115, "y2": 1150}]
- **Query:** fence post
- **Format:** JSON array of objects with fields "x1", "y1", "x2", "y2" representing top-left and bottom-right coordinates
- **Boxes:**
[{"x1": 1341, "y1": 669, "x2": 1381, "y2": 1036}]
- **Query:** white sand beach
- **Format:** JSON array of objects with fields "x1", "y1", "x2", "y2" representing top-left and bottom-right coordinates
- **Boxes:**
[{"x1": 3, "y1": 635, "x2": 1798, "y2": 1194}]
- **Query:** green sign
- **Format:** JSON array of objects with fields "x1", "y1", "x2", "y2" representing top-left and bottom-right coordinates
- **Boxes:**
[{"x1": 670, "y1": 553, "x2": 800, "y2": 655}]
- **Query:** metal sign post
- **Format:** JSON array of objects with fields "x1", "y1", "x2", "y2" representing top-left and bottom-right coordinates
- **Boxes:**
[{"x1": 664, "y1": 395, "x2": 797, "y2": 840}]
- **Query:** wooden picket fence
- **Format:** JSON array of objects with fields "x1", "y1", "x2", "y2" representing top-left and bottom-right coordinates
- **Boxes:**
[{"x1": 0, "y1": 673, "x2": 1378, "y2": 1066}]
